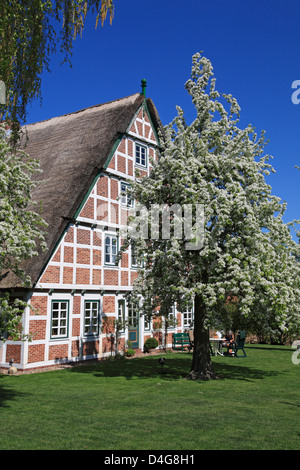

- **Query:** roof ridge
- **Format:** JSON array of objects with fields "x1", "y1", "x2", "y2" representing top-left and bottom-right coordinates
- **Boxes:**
[{"x1": 24, "y1": 92, "x2": 141, "y2": 128}]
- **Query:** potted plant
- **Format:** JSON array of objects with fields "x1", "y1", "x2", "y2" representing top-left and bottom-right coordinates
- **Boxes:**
[
  {"x1": 125, "y1": 348, "x2": 135, "y2": 357},
  {"x1": 144, "y1": 337, "x2": 159, "y2": 353}
]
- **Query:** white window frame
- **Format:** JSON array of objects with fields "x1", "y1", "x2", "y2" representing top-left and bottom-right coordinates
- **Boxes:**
[
  {"x1": 131, "y1": 242, "x2": 138, "y2": 268},
  {"x1": 104, "y1": 233, "x2": 118, "y2": 266},
  {"x1": 118, "y1": 299, "x2": 125, "y2": 333},
  {"x1": 130, "y1": 242, "x2": 144, "y2": 268},
  {"x1": 183, "y1": 305, "x2": 194, "y2": 328},
  {"x1": 51, "y1": 300, "x2": 69, "y2": 339},
  {"x1": 135, "y1": 143, "x2": 147, "y2": 168},
  {"x1": 84, "y1": 300, "x2": 100, "y2": 336},
  {"x1": 128, "y1": 302, "x2": 138, "y2": 328},
  {"x1": 167, "y1": 305, "x2": 176, "y2": 330},
  {"x1": 144, "y1": 314, "x2": 151, "y2": 331},
  {"x1": 120, "y1": 181, "x2": 134, "y2": 208}
]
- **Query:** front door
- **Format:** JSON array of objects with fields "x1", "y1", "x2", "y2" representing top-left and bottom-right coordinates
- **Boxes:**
[{"x1": 128, "y1": 303, "x2": 139, "y2": 349}]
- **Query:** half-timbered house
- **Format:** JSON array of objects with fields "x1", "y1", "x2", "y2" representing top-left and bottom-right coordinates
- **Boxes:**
[{"x1": 0, "y1": 85, "x2": 192, "y2": 371}]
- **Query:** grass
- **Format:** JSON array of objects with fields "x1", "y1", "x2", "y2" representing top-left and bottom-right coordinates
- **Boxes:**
[{"x1": 0, "y1": 344, "x2": 299, "y2": 450}]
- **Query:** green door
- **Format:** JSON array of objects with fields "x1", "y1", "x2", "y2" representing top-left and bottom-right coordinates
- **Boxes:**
[{"x1": 128, "y1": 303, "x2": 139, "y2": 348}]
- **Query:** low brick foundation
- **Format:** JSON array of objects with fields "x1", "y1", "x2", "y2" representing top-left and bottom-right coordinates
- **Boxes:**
[{"x1": 0, "y1": 348, "x2": 167, "y2": 375}]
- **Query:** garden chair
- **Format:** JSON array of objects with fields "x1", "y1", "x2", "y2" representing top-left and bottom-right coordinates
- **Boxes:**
[
  {"x1": 188, "y1": 329, "x2": 194, "y2": 349},
  {"x1": 186, "y1": 330, "x2": 214, "y2": 355},
  {"x1": 232, "y1": 330, "x2": 247, "y2": 357}
]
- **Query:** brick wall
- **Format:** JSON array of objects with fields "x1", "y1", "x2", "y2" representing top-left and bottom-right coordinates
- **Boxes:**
[
  {"x1": 72, "y1": 339, "x2": 80, "y2": 357},
  {"x1": 76, "y1": 268, "x2": 90, "y2": 284},
  {"x1": 6, "y1": 344, "x2": 21, "y2": 364},
  {"x1": 52, "y1": 247, "x2": 61, "y2": 262},
  {"x1": 92, "y1": 269, "x2": 101, "y2": 285},
  {"x1": 64, "y1": 246, "x2": 74, "y2": 263},
  {"x1": 83, "y1": 340, "x2": 99, "y2": 357},
  {"x1": 63, "y1": 266, "x2": 73, "y2": 284},
  {"x1": 72, "y1": 317, "x2": 80, "y2": 337},
  {"x1": 121, "y1": 271, "x2": 129, "y2": 286},
  {"x1": 29, "y1": 320, "x2": 47, "y2": 340},
  {"x1": 77, "y1": 247, "x2": 90, "y2": 265},
  {"x1": 77, "y1": 229, "x2": 91, "y2": 245},
  {"x1": 40, "y1": 265, "x2": 60, "y2": 283},
  {"x1": 80, "y1": 197, "x2": 94, "y2": 219},
  {"x1": 97, "y1": 175, "x2": 108, "y2": 197},
  {"x1": 102, "y1": 337, "x2": 114, "y2": 354},
  {"x1": 104, "y1": 269, "x2": 118, "y2": 286},
  {"x1": 28, "y1": 344, "x2": 45, "y2": 363},
  {"x1": 110, "y1": 177, "x2": 118, "y2": 200},
  {"x1": 30, "y1": 296, "x2": 47, "y2": 315},
  {"x1": 48, "y1": 343, "x2": 68, "y2": 361},
  {"x1": 73, "y1": 296, "x2": 81, "y2": 315},
  {"x1": 103, "y1": 296, "x2": 115, "y2": 313}
]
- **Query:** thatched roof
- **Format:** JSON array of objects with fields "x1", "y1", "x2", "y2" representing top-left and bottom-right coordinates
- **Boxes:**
[{"x1": 1, "y1": 93, "x2": 163, "y2": 289}]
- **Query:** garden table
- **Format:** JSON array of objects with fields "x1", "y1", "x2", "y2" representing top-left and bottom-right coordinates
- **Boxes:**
[{"x1": 209, "y1": 338, "x2": 225, "y2": 356}]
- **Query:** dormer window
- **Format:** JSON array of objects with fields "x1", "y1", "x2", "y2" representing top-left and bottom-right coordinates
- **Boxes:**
[{"x1": 135, "y1": 143, "x2": 147, "y2": 168}]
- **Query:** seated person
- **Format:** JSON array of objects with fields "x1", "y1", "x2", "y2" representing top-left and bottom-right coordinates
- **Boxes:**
[{"x1": 223, "y1": 330, "x2": 234, "y2": 355}]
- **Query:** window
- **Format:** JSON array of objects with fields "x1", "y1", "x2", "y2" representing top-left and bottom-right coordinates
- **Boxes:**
[
  {"x1": 135, "y1": 143, "x2": 147, "y2": 168},
  {"x1": 167, "y1": 305, "x2": 176, "y2": 329},
  {"x1": 118, "y1": 299, "x2": 125, "y2": 333},
  {"x1": 144, "y1": 314, "x2": 151, "y2": 331},
  {"x1": 128, "y1": 303, "x2": 138, "y2": 327},
  {"x1": 120, "y1": 181, "x2": 134, "y2": 208},
  {"x1": 183, "y1": 305, "x2": 194, "y2": 328},
  {"x1": 131, "y1": 242, "x2": 137, "y2": 267},
  {"x1": 51, "y1": 301, "x2": 69, "y2": 339},
  {"x1": 84, "y1": 301, "x2": 99, "y2": 335},
  {"x1": 105, "y1": 234, "x2": 117, "y2": 265},
  {"x1": 131, "y1": 242, "x2": 144, "y2": 268}
]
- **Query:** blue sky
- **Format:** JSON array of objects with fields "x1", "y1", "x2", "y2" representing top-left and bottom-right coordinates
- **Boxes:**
[{"x1": 26, "y1": 0, "x2": 300, "y2": 237}]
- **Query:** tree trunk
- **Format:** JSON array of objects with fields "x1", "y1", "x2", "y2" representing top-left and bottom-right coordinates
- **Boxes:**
[{"x1": 187, "y1": 293, "x2": 217, "y2": 380}]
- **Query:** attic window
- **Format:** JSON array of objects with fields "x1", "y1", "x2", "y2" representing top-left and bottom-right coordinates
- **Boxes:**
[
  {"x1": 135, "y1": 143, "x2": 147, "y2": 168},
  {"x1": 105, "y1": 234, "x2": 117, "y2": 265},
  {"x1": 120, "y1": 181, "x2": 134, "y2": 208}
]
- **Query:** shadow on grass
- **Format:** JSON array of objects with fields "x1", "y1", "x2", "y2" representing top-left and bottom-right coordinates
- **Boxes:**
[
  {"x1": 279, "y1": 401, "x2": 300, "y2": 408},
  {"x1": 69, "y1": 354, "x2": 190, "y2": 381},
  {"x1": 67, "y1": 352, "x2": 280, "y2": 382},
  {"x1": 212, "y1": 362, "x2": 279, "y2": 381},
  {"x1": 0, "y1": 377, "x2": 28, "y2": 408}
]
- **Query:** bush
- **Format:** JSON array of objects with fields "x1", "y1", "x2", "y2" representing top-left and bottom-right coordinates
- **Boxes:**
[
  {"x1": 144, "y1": 337, "x2": 159, "y2": 350},
  {"x1": 125, "y1": 348, "x2": 135, "y2": 357}
]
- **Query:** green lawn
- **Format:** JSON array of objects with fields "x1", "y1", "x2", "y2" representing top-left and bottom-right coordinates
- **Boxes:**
[{"x1": 0, "y1": 344, "x2": 299, "y2": 450}]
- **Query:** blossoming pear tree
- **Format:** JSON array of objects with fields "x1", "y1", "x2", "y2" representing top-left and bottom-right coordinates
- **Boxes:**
[
  {"x1": 0, "y1": 124, "x2": 47, "y2": 341},
  {"x1": 123, "y1": 53, "x2": 300, "y2": 380}
]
